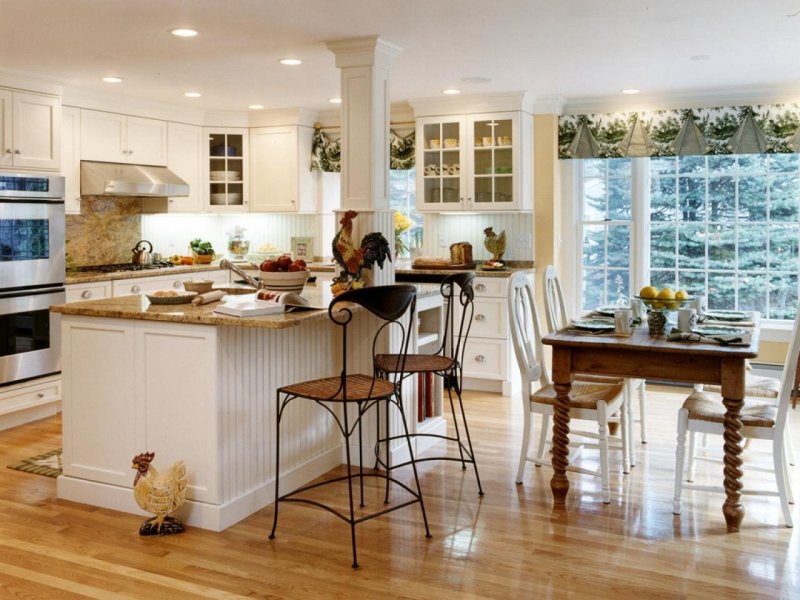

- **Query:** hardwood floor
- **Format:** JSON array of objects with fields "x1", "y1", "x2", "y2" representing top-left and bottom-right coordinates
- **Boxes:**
[{"x1": 0, "y1": 386, "x2": 798, "y2": 599}]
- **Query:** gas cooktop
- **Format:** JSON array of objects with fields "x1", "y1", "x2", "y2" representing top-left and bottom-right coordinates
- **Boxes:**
[{"x1": 75, "y1": 262, "x2": 176, "y2": 273}]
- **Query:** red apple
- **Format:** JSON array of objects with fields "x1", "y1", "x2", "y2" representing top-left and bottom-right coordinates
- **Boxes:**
[
  {"x1": 276, "y1": 254, "x2": 293, "y2": 271},
  {"x1": 287, "y1": 263, "x2": 302, "y2": 272},
  {"x1": 260, "y1": 259, "x2": 278, "y2": 272},
  {"x1": 293, "y1": 258, "x2": 307, "y2": 269}
]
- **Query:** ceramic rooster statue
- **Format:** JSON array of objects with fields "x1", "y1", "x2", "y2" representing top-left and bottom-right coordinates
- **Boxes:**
[
  {"x1": 331, "y1": 210, "x2": 392, "y2": 294},
  {"x1": 131, "y1": 452, "x2": 188, "y2": 536},
  {"x1": 483, "y1": 227, "x2": 506, "y2": 262}
]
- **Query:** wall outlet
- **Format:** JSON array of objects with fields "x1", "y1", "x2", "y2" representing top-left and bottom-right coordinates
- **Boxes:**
[{"x1": 516, "y1": 232, "x2": 532, "y2": 249}]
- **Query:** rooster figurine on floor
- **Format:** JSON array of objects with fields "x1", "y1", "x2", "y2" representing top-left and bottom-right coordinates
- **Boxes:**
[
  {"x1": 131, "y1": 452, "x2": 187, "y2": 536},
  {"x1": 331, "y1": 210, "x2": 392, "y2": 295},
  {"x1": 483, "y1": 227, "x2": 506, "y2": 262}
]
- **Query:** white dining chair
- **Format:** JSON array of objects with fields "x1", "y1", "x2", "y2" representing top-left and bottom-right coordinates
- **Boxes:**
[
  {"x1": 508, "y1": 272, "x2": 629, "y2": 504},
  {"x1": 672, "y1": 308, "x2": 800, "y2": 527},
  {"x1": 543, "y1": 265, "x2": 648, "y2": 461}
]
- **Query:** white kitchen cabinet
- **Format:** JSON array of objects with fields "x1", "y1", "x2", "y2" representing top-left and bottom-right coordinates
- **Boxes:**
[
  {"x1": 415, "y1": 111, "x2": 531, "y2": 212},
  {"x1": 0, "y1": 374, "x2": 61, "y2": 432},
  {"x1": 81, "y1": 109, "x2": 167, "y2": 166},
  {"x1": 205, "y1": 129, "x2": 248, "y2": 212},
  {"x1": 249, "y1": 125, "x2": 315, "y2": 212},
  {"x1": 165, "y1": 122, "x2": 203, "y2": 212},
  {"x1": 61, "y1": 106, "x2": 81, "y2": 213},
  {"x1": 65, "y1": 280, "x2": 112, "y2": 302},
  {"x1": 459, "y1": 274, "x2": 529, "y2": 396},
  {"x1": 111, "y1": 269, "x2": 229, "y2": 297},
  {"x1": 0, "y1": 89, "x2": 60, "y2": 170}
]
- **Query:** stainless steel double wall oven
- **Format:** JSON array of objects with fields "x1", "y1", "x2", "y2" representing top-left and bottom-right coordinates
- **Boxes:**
[{"x1": 0, "y1": 173, "x2": 65, "y2": 386}]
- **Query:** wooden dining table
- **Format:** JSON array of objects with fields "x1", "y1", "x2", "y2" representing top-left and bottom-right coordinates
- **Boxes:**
[{"x1": 541, "y1": 320, "x2": 760, "y2": 533}]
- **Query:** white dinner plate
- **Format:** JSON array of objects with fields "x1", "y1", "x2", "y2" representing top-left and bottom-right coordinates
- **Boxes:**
[{"x1": 570, "y1": 318, "x2": 615, "y2": 332}]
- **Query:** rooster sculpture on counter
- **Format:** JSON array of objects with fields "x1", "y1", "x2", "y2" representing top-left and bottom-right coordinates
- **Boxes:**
[
  {"x1": 331, "y1": 210, "x2": 392, "y2": 295},
  {"x1": 131, "y1": 452, "x2": 188, "y2": 536},
  {"x1": 483, "y1": 227, "x2": 507, "y2": 262}
]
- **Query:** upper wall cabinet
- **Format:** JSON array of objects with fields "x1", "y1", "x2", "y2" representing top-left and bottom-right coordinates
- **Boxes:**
[
  {"x1": 249, "y1": 125, "x2": 315, "y2": 212},
  {"x1": 80, "y1": 109, "x2": 167, "y2": 166},
  {"x1": 416, "y1": 111, "x2": 532, "y2": 212},
  {"x1": 0, "y1": 89, "x2": 61, "y2": 171},
  {"x1": 61, "y1": 106, "x2": 81, "y2": 214},
  {"x1": 205, "y1": 129, "x2": 249, "y2": 212},
  {"x1": 165, "y1": 122, "x2": 203, "y2": 212}
]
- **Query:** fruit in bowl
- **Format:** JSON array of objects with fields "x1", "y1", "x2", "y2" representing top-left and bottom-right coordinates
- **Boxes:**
[
  {"x1": 258, "y1": 254, "x2": 309, "y2": 292},
  {"x1": 636, "y1": 285, "x2": 692, "y2": 311}
]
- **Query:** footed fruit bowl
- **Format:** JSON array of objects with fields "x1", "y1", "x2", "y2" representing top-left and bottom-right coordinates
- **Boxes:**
[
  {"x1": 258, "y1": 270, "x2": 310, "y2": 293},
  {"x1": 635, "y1": 295, "x2": 694, "y2": 311}
]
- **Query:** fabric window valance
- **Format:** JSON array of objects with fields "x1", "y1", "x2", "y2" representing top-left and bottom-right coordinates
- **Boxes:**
[
  {"x1": 558, "y1": 104, "x2": 800, "y2": 159},
  {"x1": 311, "y1": 127, "x2": 415, "y2": 172}
]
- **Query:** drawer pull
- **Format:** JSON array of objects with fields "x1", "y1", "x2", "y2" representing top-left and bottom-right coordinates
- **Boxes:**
[
  {"x1": 476, "y1": 283, "x2": 487, "y2": 292},
  {"x1": 37, "y1": 392, "x2": 45, "y2": 398},
  {"x1": 131, "y1": 285, "x2": 141, "y2": 293},
  {"x1": 475, "y1": 314, "x2": 487, "y2": 322},
  {"x1": 475, "y1": 354, "x2": 487, "y2": 363},
  {"x1": 81, "y1": 290, "x2": 93, "y2": 299},
  {"x1": 173, "y1": 281, "x2": 183, "y2": 289}
]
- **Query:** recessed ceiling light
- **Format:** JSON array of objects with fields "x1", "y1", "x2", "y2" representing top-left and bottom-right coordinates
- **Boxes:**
[
  {"x1": 442, "y1": 88, "x2": 461, "y2": 95},
  {"x1": 101, "y1": 76, "x2": 123, "y2": 83},
  {"x1": 621, "y1": 89, "x2": 640, "y2": 95},
  {"x1": 690, "y1": 54, "x2": 712, "y2": 61},
  {"x1": 171, "y1": 28, "x2": 198, "y2": 37},
  {"x1": 329, "y1": 97, "x2": 342, "y2": 104},
  {"x1": 248, "y1": 104, "x2": 264, "y2": 110},
  {"x1": 280, "y1": 58, "x2": 302, "y2": 66},
  {"x1": 460, "y1": 76, "x2": 491, "y2": 84},
  {"x1": 184, "y1": 91, "x2": 201, "y2": 98}
]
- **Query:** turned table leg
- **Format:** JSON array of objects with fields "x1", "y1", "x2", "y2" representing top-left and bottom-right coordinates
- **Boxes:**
[
  {"x1": 721, "y1": 358, "x2": 746, "y2": 532},
  {"x1": 550, "y1": 348, "x2": 572, "y2": 505}
]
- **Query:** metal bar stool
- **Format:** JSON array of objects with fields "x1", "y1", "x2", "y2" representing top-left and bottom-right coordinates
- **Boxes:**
[
  {"x1": 269, "y1": 284, "x2": 431, "y2": 569},
  {"x1": 374, "y1": 272, "x2": 484, "y2": 496}
]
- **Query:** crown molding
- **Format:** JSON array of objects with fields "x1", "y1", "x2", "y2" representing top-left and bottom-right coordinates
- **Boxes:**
[
  {"x1": 409, "y1": 91, "x2": 533, "y2": 117},
  {"x1": 0, "y1": 67, "x2": 63, "y2": 96},
  {"x1": 248, "y1": 107, "x2": 319, "y2": 128}
]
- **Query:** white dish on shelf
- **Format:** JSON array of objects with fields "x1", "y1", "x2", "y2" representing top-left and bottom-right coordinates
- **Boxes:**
[
  {"x1": 210, "y1": 192, "x2": 243, "y2": 205},
  {"x1": 210, "y1": 170, "x2": 240, "y2": 181}
]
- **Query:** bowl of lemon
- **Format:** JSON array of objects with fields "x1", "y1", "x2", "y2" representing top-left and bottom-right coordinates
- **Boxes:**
[{"x1": 636, "y1": 286, "x2": 694, "y2": 335}]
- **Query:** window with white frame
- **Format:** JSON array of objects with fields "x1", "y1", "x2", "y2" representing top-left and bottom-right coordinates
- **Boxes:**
[{"x1": 576, "y1": 153, "x2": 800, "y2": 320}]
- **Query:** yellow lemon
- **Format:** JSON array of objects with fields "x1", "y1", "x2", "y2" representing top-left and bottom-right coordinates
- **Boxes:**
[
  {"x1": 639, "y1": 285, "x2": 658, "y2": 299},
  {"x1": 657, "y1": 287, "x2": 676, "y2": 309},
  {"x1": 675, "y1": 289, "x2": 689, "y2": 301}
]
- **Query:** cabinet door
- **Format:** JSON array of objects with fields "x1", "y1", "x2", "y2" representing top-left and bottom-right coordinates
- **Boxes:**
[
  {"x1": 0, "y1": 90, "x2": 12, "y2": 167},
  {"x1": 127, "y1": 116, "x2": 167, "y2": 166},
  {"x1": 11, "y1": 92, "x2": 60, "y2": 170},
  {"x1": 467, "y1": 111, "x2": 531, "y2": 211},
  {"x1": 206, "y1": 129, "x2": 248, "y2": 212},
  {"x1": 61, "y1": 106, "x2": 81, "y2": 213},
  {"x1": 81, "y1": 109, "x2": 126, "y2": 162},
  {"x1": 415, "y1": 116, "x2": 466, "y2": 212},
  {"x1": 249, "y1": 126, "x2": 298, "y2": 212},
  {"x1": 166, "y1": 122, "x2": 203, "y2": 211}
]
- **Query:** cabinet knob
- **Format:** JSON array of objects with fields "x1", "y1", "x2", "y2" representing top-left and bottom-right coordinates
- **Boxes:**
[
  {"x1": 37, "y1": 392, "x2": 45, "y2": 398},
  {"x1": 475, "y1": 314, "x2": 487, "y2": 322},
  {"x1": 476, "y1": 283, "x2": 487, "y2": 292},
  {"x1": 128, "y1": 149, "x2": 134, "y2": 155},
  {"x1": 81, "y1": 290, "x2": 93, "y2": 299},
  {"x1": 14, "y1": 149, "x2": 21, "y2": 154},
  {"x1": 131, "y1": 285, "x2": 141, "y2": 293},
  {"x1": 475, "y1": 355, "x2": 487, "y2": 363},
  {"x1": 173, "y1": 281, "x2": 182, "y2": 289},
  {"x1": 4, "y1": 148, "x2": 11, "y2": 154}
]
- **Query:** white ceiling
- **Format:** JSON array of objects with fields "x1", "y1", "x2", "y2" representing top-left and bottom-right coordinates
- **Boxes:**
[{"x1": 2, "y1": 0, "x2": 800, "y2": 114}]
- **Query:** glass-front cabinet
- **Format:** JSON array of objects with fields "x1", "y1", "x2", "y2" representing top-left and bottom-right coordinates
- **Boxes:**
[
  {"x1": 205, "y1": 128, "x2": 248, "y2": 212},
  {"x1": 415, "y1": 111, "x2": 530, "y2": 212}
]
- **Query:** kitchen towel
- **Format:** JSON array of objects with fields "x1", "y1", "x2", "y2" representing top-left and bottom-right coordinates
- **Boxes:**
[{"x1": 666, "y1": 327, "x2": 752, "y2": 346}]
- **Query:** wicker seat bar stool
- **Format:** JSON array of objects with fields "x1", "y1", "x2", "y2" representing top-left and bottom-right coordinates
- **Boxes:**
[
  {"x1": 269, "y1": 285, "x2": 431, "y2": 569},
  {"x1": 374, "y1": 272, "x2": 483, "y2": 496}
]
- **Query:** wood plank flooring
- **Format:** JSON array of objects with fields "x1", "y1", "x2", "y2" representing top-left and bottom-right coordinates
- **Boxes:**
[{"x1": 0, "y1": 386, "x2": 798, "y2": 599}]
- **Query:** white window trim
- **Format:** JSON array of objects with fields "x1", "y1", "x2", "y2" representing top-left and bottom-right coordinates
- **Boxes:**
[{"x1": 559, "y1": 159, "x2": 794, "y2": 344}]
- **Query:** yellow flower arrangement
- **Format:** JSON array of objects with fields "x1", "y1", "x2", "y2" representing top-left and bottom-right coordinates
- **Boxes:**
[{"x1": 394, "y1": 210, "x2": 412, "y2": 257}]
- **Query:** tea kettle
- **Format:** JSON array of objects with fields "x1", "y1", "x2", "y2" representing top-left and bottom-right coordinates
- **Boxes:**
[{"x1": 131, "y1": 240, "x2": 153, "y2": 265}]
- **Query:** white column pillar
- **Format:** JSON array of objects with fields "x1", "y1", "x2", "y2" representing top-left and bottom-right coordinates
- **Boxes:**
[{"x1": 327, "y1": 36, "x2": 401, "y2": 286}]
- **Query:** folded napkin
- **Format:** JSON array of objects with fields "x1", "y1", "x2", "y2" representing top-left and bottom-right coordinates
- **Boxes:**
[
  {"x1": 666, "y1": 327, "x2": 752, "y2": 346},
  {"x1": 698, "y1": 313, "x2": 756, "y2": 327}
]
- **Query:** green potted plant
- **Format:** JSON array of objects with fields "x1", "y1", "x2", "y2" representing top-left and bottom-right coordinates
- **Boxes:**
[{"x1": 189, "y1": 238, "x2": 215, "y2": 264}]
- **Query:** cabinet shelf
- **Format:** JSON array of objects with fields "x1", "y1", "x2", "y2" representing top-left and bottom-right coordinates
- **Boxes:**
[{"x1": 475, "y1": 173, "x2": 513, "y2": 178}]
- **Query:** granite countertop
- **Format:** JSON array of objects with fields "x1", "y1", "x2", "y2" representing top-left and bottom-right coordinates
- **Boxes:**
[
  {"x1": 65, "y1": 263, "x2": 232, "y2": 285},
  {"x1": 52, "y1": 282, "x2": 442, "y2": 330}
]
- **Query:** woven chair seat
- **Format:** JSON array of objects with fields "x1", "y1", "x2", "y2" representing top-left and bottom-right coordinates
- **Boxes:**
[
  {"x1": 574, "y1": 373, "x2": 625, "y2": 385},
  {"x1": 375, "y1": 353, "x2": 455, "y2": 375},
  {"x1": 279, "y1": 373, "x2": 395, "y2": 402},
  {"x1": 532, "y1": 380, "x2": 625, "y2": 410},
  {"x1": 683, "y1": 391, "x2": 777, "y2": 428},
  {"x1": 703, "y1": 373, "x2": 780, "y2": 399}
]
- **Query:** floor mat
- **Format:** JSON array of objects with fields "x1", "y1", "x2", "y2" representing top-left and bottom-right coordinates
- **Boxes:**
[{"x1": 7, "y1": 448, "x2": 62, "y2": 477}]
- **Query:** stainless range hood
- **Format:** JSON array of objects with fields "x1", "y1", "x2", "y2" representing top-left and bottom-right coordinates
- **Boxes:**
[{"x1": 80, "y1": 161, "x2": 190, "y2": 197}]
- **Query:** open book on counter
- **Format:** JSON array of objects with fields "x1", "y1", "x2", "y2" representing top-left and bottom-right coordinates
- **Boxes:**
[{"x1": 212, "y1": 291, "x2": 321, "y2": 318}]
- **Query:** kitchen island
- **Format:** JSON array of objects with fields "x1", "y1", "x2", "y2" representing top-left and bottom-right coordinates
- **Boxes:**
[{"x1": 51, "y1": 282, "x2": 441, "y2": 531}]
